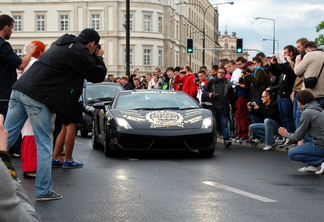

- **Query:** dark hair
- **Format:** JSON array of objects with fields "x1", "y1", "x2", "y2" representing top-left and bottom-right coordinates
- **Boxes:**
[
  {"x1": 199, "y1": 66, "x2": 208, "y2": 70},
  {"x1": 283, "y1": 45, "x2": 295, "y2": 53},
  {"x1": 236, "y1": 56, "x2": 247, "y2": 63},
  {"x1": 218, "y1": 67, "x2": 227, "y2": 73},
  {"x1": 155, "y1": 68, "x2": 161, "y2": 72},
  {"x1": 0, "y1": 14, "x2": 14, "y2": 30},
  {"x1": 256, "y1": 52, "x2": 266, "y2": 58},
  {"x1": 211, "y1": 64, "x2": 219, "y2": 71},
  {"x1": 165, "y1": 67, "x2": 174, "y2": 72},
  {"x1": 252, "y1": 57, "x2": 262, "y2": 64},
  {"x1": 198, "y1": 70, "x2": 206, "y2": 75},
  {"x1": 227, "y1": 60, "x2": 236, "y2": 65},
  {"x1": 296, "y1": 90, "x2": 315, "y2": 105},
  {"x1": 264, "y1": 90, "x2": 272, "y2": 99},
  {"x1": 304, "y1": 41, "x2": 318, "y2": 49}
]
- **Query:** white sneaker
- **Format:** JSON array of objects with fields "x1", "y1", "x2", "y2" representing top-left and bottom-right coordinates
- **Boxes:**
[
  {"x1": 315, "y1": 162, "x2": 324, "y2": 175},
  {"x1": 298, "y1": 165, "x2": 320, "y2": 172},
  {"x1": 263, "y1": 144, "x2": 275, "y2": 151}
]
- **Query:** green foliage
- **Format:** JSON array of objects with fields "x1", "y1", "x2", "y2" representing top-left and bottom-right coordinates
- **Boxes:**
[{"x1": 315, "y1": 21, "x2": 324, "y2": 47}]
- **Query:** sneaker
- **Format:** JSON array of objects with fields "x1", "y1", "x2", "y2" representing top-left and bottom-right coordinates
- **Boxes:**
[
  {"x1": 36, "y1": 190, "x2": 62, "y2": 201},
  {"x1": 263, "y1": 144, "x2": 276, "y2": 151},
  {"x1": 298, "y1": 164, "x2": 320, "y2": 172},
  {"x1": 279, "y1": 139, "x2": 295, "y2": 148},
  {"x1": 52, "y1": 159, "x2": 63, "y2": 168},
  {"x1": 62, "y1": 158, "x2": 83, "y2": 169},
  {"x1": 315, "y1": 162, "x2": 324, "y2": 175},
  {"x1": 275, "y1": 136, "x2": 285, "y2": 144},
  {"x1": 224, "y1": 140, "x2": 232, "y2": 148}
]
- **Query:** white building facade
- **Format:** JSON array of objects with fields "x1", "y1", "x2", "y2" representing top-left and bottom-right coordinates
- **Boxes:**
[{"x1": 0, "y1": 0, "x2": 219, "y2": 75}]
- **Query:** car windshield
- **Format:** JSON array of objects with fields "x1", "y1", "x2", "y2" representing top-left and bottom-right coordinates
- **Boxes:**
[
  {"x1": 85, "y1": 84, "x2": 123, "y2": 102},
  {"x1": 114, "y1": 91, "x2": 200, "y2": 110}
]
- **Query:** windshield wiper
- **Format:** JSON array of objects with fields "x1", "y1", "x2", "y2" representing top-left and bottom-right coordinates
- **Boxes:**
[
  {"x1": 179, "y1": 107, "x2": 199, "y2": 110},
  {"x1": 133, "y1": 107, "x2": 156, "y2": 110},
  {"x1": 156, "y1": 107, "x2": 180, "y2": 110}
]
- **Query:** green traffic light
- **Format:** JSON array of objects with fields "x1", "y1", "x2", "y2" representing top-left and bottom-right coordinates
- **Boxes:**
[
  {"x1": 236, "y1": 48, "x2": 242, "y2": 53},
  {"x1": 187, "y1": 49, "x2": 193, "y2": 53}
]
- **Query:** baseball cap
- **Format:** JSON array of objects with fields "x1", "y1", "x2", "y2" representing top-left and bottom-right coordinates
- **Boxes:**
[
  {"x1": 75, "y1": 28, "x2": 100, "y2": 44},
  {"x1": 242, "y1": 61, "x2": 253, "y2": 68}
]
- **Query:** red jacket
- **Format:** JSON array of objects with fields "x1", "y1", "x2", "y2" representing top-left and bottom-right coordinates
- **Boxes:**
[{"x1": 174, "y1": 74, "x2": 197, "y2": 98}]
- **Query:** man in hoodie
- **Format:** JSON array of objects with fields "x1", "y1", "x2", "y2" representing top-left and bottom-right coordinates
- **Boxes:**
[
  {"x1": 278, "y1": 90, "x2": 324, "y2": 174},
  {"x1": 4, "y1": 28, "x2": 107, "y2": 201}
]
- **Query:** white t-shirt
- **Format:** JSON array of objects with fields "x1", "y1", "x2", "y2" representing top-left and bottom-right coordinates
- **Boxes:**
[{"x1": 230, "y1": 68, "x2": 241, "y2": 87}]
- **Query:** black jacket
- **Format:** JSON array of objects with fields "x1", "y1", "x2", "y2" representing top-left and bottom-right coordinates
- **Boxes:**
[
  {"x1": 269, "y1": 59, "x2": 296, "y2": 98},
  {"x1": 13, "y1": 34, "x2": 107, "y2": 123},
  {"x1": 202, "y1": 76, "x2": 236, "y2": 116},
  {"x1": 249, "y1": 100, "x2": 281, "y2": 125}
]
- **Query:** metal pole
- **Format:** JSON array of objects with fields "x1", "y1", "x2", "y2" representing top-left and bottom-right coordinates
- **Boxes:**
[
  {"x1": 125, "y1": 0, "x2": 130, "y2": 77},
  {"x1": 273, "y1": 19, "x2": 275, "y2": 55}
]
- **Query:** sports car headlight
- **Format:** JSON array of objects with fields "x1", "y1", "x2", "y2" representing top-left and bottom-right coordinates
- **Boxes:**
[
  {"x1": 85, "y1": 105, "x2": 95, "y2": 113},
  {"x1": 201, "y1": 117, "x2": 212, "y2": 129},
  {"x1": 115, "y1": 117, "x2": 133, "y2": 129}
]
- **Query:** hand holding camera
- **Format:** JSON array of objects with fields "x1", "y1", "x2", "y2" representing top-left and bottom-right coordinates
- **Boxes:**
[
  {"x1": 247, "y1": 102, "x2": 259, "y2": 111},
  {"x1": 242, "y1": 68, "x2": 252, "y2": 76}
]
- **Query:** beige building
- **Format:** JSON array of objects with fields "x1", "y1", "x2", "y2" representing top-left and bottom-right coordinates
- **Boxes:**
[
  {"x1": 218, "y1": 29, "x2": 249, "y2": 64},
  {"x1": 0, "y1": 0, "x2": 219, "y2": 75}
]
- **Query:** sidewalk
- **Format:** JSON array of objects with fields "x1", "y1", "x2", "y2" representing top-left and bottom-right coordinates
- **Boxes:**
[{"x1": 217, "y1": 137, "x2": 296, "y2": 152}]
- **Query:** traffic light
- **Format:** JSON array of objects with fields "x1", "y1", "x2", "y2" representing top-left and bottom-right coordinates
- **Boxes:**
[
  {"x1": 186, "y1": 38, "x2": 194, "y2": 54},
  {"x1": 236, "y1": 38, "x2": 243, "y2": 53}
]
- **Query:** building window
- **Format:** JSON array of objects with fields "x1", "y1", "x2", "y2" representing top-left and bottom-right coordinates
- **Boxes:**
[
  {"x1": 124, "y1": 14, "x2": 133, "y2": 31},
  {"x1": 60, "y1": 15, "x2": 69, "y2": 31},
  {"x1": 144, "y1": 15, "x2": 151, "y2": 32},
  {"x1": 36, "y1": 15, "x2": 45, "y2": 31},
  {"x1": 13, "y1": 49, "x2": 23, "y2": 57},
  {"x1": 91, "y1": 14, "x2": 100, "y2": 30},
  {"x1": 13, "y1": 15, "x2": 22, "y2": 31},
  {"x1": 124, "y1": 49, "x2": 133, "y2": 66},
  {"x1": 158, "y1": 50, "x2": 162, "y2": 66},
  {"x1": 158, "y1": 17, "x2": 162, "y2": 33},
  {"x1": 144, "y1": 49, "x2": 151, "y2": 65}
]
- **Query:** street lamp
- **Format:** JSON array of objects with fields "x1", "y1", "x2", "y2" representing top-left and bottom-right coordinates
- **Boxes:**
[
  {"x1": 262, "y1": 38, "x2": 279, "y2": 56},
  {"x1": 255, "y1": 17, "x2": 276, "y2": 55},
  {"x1": 176, "y1": 1, "x2": 234, "y2": 66}
]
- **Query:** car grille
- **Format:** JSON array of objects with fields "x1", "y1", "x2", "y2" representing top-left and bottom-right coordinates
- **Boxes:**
[{"x1": 119, "y1": 134, "x2": 214, "y2": 150}]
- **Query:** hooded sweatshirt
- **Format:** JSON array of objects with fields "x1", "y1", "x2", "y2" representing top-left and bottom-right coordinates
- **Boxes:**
[{"x1": 286, "y1": 101, "x2": 324, "y2": 147}]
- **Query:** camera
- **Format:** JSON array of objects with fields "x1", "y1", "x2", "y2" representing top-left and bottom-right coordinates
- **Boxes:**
[
  {"x1": 97, "y1": 44, "x2": 101, "y2": 50},
  {"x1": 195, "y1": 77, "x2": 199, "y2": 82},
  {"x1": 249, "y1": 102, "x2": 255, "y2": 108},
  {"x1": 212, "y1": 93, "x2": 218, "y2": 100},
  {"x1": 243, "y1": 68, "x2": 252, "y2": 74}
]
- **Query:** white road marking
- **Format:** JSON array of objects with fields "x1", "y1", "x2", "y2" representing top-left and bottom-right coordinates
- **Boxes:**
[{"x1": 203, "y1": 181, "x2": 277, "y2": 203}]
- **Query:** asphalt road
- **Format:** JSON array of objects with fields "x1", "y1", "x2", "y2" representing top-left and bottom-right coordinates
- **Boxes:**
[{"x1": 13, "y1": 135, "x2": 324, "y2": 222}]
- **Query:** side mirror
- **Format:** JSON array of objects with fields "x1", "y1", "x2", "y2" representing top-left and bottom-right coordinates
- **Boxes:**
[{"x1": 202, "y1": 102, "x2": 213, "y2": 109}]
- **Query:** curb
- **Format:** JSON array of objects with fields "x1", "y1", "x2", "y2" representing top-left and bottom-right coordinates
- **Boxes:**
[{"x1": 217, "y1": 138, "x2": 295, "y2": 152}]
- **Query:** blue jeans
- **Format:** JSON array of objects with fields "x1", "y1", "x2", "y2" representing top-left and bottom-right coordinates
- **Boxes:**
[
  {"x1": 293, "y1": 93, "x2": 301, "y2": 128},
  {"x1": 316, "y1": 97, "x2": 324, "y2": 110},
  {"x1": 4, "y1": 90, "x2": 53, "y2": 197},
  {"x1": 249, "y1": 118, "x2": 280, "y2": 145},
  {"x1": 278, "y1": 97, "x2": 295, "y2": 133},
  {"x1": 215, "y1": 109, "x2": 230, "y2": 142},
  {"x1": 288, "y1": 142, "x2": 324, "y2": 165}
]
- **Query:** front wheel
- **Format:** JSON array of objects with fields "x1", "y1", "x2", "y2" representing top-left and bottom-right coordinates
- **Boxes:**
[
  {"x1": 92, "y1": 122, "x2": 102, "y2": 150},
  {"x1": 198, "y1": 149, "x2": 215, "y2": 157},
  {"x1": 104, "y1": 133, "x2": 116, "y2": 157}
]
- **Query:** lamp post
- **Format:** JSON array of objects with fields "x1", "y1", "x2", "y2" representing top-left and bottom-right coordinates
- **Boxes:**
[
  {"x1": 262, "y1": 38, "x2": 279, "y2": 56},
  {"x1": 255, "y1": 17, "x2": 275, "y2": 55},
  {"x1": 176, "y1": 1, "x2": 234, "y2": 66}
]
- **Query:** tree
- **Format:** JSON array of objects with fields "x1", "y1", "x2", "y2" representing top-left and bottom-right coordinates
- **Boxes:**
[{"x1": 315, "y1": 20, "x2": 324, "y2": 47}]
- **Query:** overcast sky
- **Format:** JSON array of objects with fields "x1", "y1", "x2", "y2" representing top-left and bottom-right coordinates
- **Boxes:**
[{"x1": 210, "y1": 0, "x2": 324, "y2": 60}]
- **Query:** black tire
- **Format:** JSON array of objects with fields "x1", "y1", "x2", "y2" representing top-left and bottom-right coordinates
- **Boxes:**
[
  {"x1": 92, "y1": 122, "x2": 102, "y2": 150},
  {"x1": 104, "y1": 133, "x2": 116, "y2": 157},
  {"x1": 198, "y1": 149, "x2": 215, "y2": 157}
]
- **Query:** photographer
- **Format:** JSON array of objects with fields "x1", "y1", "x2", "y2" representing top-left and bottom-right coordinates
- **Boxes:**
[
  {"x1": 174, "y1": 65, "x2": 197, "y2": 98},
  {"x1": 248, "y1": 90, "x2": 281, "y2": 151},
  {"x1": 243, "y1": 58, "x2": 268, "y2": 123},
  {"x1": 269, "y1": 45, "x2": 298, "y2": 148},
  {"x1": 202, "y1": 67, "x2": 236, "y2": 148}
]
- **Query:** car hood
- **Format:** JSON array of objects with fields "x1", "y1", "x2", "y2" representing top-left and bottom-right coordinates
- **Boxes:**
[{"x1": 110, "y1": 109, "x2": 212, "y2": 129}]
